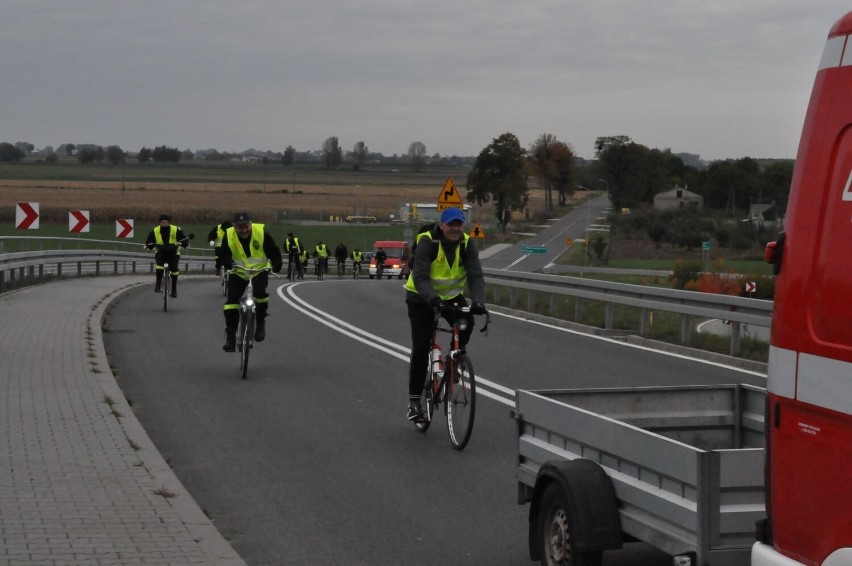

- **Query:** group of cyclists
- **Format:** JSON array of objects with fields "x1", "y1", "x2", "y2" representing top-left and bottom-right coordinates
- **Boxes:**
[{"x1": 146, "y1": 207, "x2": 488, "y2": 423}]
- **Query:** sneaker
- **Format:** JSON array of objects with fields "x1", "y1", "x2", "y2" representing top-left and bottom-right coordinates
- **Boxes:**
[
  {"x1": 223, "y1": 333, "x2": 236, "y2": 352},
  {"x1": 407, "y1": 401, "x2": 423, "y2": 422},
  {"x1": 154, "y1": 286, "x2": 161, "y2": 293},
  {"x1": 254, "y1": 320, "x2": 266, "y2": 342},
  {"x1": 170, "y1": 290, "x2": 177, "y2": 298}
]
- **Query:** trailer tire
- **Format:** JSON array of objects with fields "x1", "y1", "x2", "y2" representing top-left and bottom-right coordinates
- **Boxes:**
[{"x1": 537, "y1": 481, "x2": 602, "y2": 566}]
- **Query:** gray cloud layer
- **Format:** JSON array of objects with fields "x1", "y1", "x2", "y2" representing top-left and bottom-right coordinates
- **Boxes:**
[{"x1": 3, "y1": 1, "x2": 849, "y2": 160}]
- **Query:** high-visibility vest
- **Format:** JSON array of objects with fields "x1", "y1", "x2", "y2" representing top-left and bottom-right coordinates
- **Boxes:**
[
  {"x1": 226, "y1": 223, "x2": 270, "y2": 279},
  {"x1": 404, "y1": 233, "x2": 470, "y2": 300},
  {"x1": 154, "y1": 225, "x2": 178, "y2": 246}
]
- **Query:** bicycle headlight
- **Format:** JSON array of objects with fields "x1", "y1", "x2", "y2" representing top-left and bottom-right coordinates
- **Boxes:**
[
  {"x1": 457, "y1": 318, "x2": 470, "y2": 332},
  {"x1": 245, "y1": 298, "x2": 255, "y2": 307}
]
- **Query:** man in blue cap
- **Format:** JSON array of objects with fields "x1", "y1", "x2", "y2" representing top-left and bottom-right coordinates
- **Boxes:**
[{"x1": 403, "y1": 207, "x2": 487, "y2": 422}]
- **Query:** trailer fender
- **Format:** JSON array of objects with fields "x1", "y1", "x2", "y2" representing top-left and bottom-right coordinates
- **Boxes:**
[{"x1": 529, "y1": 459, "x2": 622, "y2": 561}]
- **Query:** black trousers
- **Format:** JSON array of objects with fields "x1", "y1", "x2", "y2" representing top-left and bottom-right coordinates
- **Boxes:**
[
  {"x1": 224, "y1": 272, "x2": 269, "y2": 331},
  {"x1": 406, "y1": 296, "x2": 473, "y2": 398}
]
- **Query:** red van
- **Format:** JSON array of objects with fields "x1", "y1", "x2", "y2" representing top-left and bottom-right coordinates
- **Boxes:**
[{"x1": 369, "y1": 240, "x2": 410, "y2": 279}]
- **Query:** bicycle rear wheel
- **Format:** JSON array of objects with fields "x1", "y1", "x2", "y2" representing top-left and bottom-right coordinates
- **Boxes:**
[
  {"x1": 446, "y1": 353, "x2": 476, "y2": 450},
  {"x1": 415, "y1": 379, "x2": 436, "y2": 433}
]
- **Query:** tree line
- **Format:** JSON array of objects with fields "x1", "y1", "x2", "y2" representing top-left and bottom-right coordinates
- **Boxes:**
[{"x1": 464, "y1": 133, "x2": 793, "y2": 232}]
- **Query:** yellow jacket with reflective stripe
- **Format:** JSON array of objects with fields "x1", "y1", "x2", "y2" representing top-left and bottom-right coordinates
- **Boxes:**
[{"x1": 226, "y1": 223, "x2": 270, "y2": 279}]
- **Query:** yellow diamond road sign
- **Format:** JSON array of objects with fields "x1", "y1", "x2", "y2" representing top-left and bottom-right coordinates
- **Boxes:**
[
  {"x1": 437, "y1": 178, "x2": 463, "y2": 212},
  {"x1": 469, "y1": 224, "x2": 485, "y2": 239}
]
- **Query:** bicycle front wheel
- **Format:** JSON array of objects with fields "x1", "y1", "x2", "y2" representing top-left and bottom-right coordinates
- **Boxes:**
[
  {"x1": 446, "y1": 353, "x2": 476, "y2": 450},
  {"x1": 162, "y1": 275, "x2": 169, "y2": 312},
  {"x1": 416, "y1": 379, "x2": 436, "y2": 433},
  {"x1": 239, "y1": 314, "x2": 254, "y2": 380}
]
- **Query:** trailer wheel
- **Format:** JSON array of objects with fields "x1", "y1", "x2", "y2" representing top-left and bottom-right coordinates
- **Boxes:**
[{"x1": 538, "y1": 482, "x2": 602, "y2": 566}]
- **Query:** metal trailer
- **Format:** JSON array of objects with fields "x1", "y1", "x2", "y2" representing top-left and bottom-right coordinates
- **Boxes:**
[{"x1": 514, "y1": 384, "x2": 766, "y2": 566}]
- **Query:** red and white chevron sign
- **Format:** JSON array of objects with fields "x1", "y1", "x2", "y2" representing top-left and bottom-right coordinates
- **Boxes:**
[
  {"x1": 69, "y1": 210, "x2": 90, "y2": 233},
  {"x1": 115, "y1": 219, "x2": 134, "y2": 239},
  {"x1": 15, "y1": 202, "x2": 39, "y2": 229}
]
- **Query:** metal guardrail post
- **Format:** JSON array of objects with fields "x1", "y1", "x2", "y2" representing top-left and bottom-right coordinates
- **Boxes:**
[
  {"x1": 527, "y1": 290, "x2": 535, "y2": 313},
  {"x1": 640, "y1": 308, "x2": 650, "y2": 337},
  {"x1": 575, "y1": 297, "x2": 583, "y2": 321},
  {"x1": 604, "y1": 302, "x2": 614, "y2": 330},
  {"x1": 77, "y1": 262, "x2": 82, "y2": 277},
  {"x1": 682, "y1": 314, "x2": 692, "y2": 344},
  {"x1": 731, "y1": 323, "x2": 742, "y2": 356}
]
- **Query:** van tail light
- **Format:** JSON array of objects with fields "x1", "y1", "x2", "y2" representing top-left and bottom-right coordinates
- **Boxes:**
[
  {"x1": 764, "y1": 242, "x2": 777, "y2": 263},
  {"x1": 764, "y1": 232, "x2": 785, "y2": 275}
]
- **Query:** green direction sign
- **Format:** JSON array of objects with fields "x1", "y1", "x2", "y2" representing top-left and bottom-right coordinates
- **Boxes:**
[
  {"x1": 702, "y1": 241, "x2": 711, "y2": 251},
  {"x1": 522, "y1": 245, "x2": 548, "y2": 254}
]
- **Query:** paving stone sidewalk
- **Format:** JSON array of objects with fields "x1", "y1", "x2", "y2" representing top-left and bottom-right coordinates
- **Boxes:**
[{"x1": 0, "y1": 276, "x2": 245, "y2": 565}]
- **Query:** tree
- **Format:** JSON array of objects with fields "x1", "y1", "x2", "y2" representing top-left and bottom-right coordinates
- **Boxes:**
[
  {"x1": 466, "y1": 132, "x2": 528, "y2": 232},
  {"x1": 64, "y1": 143, "x2": 76, "y2": 157},
  {"x1": 528, "y1": 134, "x2": 576, "y2": 210},
  {"x1": 105, "y1": 145, "x2": 126, "y2": 165},
  {"x1": 282, "y1": 145, "x2": 295, "y2": 165},
  {"x1": 78, "y1": 145, "x2": 104, "y2": 164},
  {"x1": 152, "y1": 145, "x2": 181, "y2": 163},
  {"x1": 351, "y1": 141, "x2": 369, "y2": 170},
  {"x1": 594, "y1": 135, "x2": 685, "y2": 210},
  {"x1": 0, "y1": 142, "x2": 25, "y2": 162},
  {"x1": 322, "y1": 137, "x2": 342, "y2": 169},
  {"x1": 407, "y1": 141, "x2": 427, "y2": 172},
  {"x1": 138, "y1": 147, "x2": 152, "y2": 164}
]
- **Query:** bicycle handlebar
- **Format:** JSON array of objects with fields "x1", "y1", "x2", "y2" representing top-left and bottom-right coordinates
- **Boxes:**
[
  {"x1": 434, "y1": 305, "x2": 491, "y2": 334},
  {"x1": 227, "y1": 265, "x2": 281, "y2": 279}
]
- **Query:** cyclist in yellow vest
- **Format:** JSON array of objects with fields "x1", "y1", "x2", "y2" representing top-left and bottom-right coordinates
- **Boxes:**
[
  {"x1": 145, "y1": 214, "x2": 189, "y2": 298},
  {"x1": 219, "y1": 212, "x2": 283, "y2": 352},
  {"x1": 315, "y1": 241, "x2": 329, "y2": 275},
  {"x1": 351, "y1": 248, "x2": 363, "y2": 273},
  {"x1": 403, "y1": 207, "x2": 486, "y2": 422},
  {"x1": 283, "y1": 232, "x2": 304, "y2": 278},
  {"x1": 207, "y1": 220, "x2": 233, "y2": 276}
]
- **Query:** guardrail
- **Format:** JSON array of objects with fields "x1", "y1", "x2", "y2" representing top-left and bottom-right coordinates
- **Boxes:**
[
  {"x1": 0, "y1": 242, "x2": 772, "y2": 357},
  {"x1": 0, "y1": 248, "x2": 216, "y2": 291},
  {"x1": 483, "y1": 268, "x2": 773, "y2": 357}
]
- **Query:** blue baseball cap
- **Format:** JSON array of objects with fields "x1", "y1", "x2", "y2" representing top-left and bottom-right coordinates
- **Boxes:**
[{"x1": 440, "y1": 208, "x2": 466, "y2": 224}]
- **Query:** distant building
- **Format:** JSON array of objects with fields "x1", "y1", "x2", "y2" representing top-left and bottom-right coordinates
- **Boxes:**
[
  {"x1": 653, "y1": 186, "x2": 704, "y2": 210},
  {"x1": 397, "y1": 202, "x2": 471, "y2": 224},
  {"x1": 747, "y1": 203, "x2": 781, "y2": 229}
]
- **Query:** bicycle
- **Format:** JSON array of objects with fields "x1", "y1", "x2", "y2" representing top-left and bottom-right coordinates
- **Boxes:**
[
  {"x1": 147, "y1": 234, "x2": 193, "y2": 311},
  {"x1": 228, "y1": 265, "x2": 279, "y2": 380},
  {"x1": 375, "y1": 260, "x2": 385, "y2": 280},
  {"x1": 352, "y1": 261, "x2": 362, "y2": 279},
  {"x1": 316, "y1": 257, "x2": 326, "y2": 280},
  {"x1": 415, "y1": 305, "x2": 490, "y2": 450},
  {"x1": 287, "y1": 254, "x2": 303, "y2": 282},
  {"x1": 337, "y1": 258, "x2": 346, "y2": 278},
  {"x1": 220, "y1": 265, "x2": 229, "y2": 296}
]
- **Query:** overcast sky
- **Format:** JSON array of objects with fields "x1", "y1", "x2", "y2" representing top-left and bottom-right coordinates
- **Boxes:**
[{"x1": 3, "y1": 2, "x2": 850, "y2": 161}]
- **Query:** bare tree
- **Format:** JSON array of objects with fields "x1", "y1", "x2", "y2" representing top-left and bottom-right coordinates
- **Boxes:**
[
  {"x1": 322, "y1": 137, "x2": 342, "y2": 169},
  {"x1": 351, "y1": 141, "x2": 369, "y2": 170},
  {"x1": 407, "y1": 141, "x2": 427, "y2": 172}
]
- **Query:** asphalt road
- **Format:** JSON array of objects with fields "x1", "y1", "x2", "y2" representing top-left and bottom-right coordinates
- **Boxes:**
[{"x1": 103, "y1": 274, "x2": 765, "y2": 565}]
